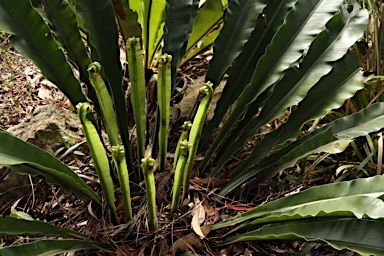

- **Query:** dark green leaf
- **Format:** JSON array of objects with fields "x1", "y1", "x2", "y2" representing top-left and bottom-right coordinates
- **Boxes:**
[
  {"x1": 29, "y1": 0, "x2": 101, "y2": 110},
  {"x1": 0, "y1": 130, "x2": 101, "y2": 204},
  {"x1": 205, "y1": 0, "x2": 268, "y2": 86},
  {"x1": 200, "y1": 0, "x2": 345, "y2": 172},
  {"x1": 0, "y1": 216, "x2": 87, "y2": 238},
  {"x1": 200, "y1": 0, "x2": 295, "y2": 155},
  {"x1": 212, "y1": 6, "x2": 368, "y2": 174},
  {"x1": 0, "y1": 239, "x2": 107, "y2": 256},
  {"x1": 219, "y1": 102, "x2": 384, "y2": 196},
  {"x1": 219, "y1": 218, "x2": 384, "y2": 255},
  {"x1": 30, "y1": 0, "x2": 91, "y2": 87},
  {"x1": 163, "y1": 0, "x2": 199, "y2": 83},
  {"x1": 0, "y1": 0, "x2": 86, "y2": 106},
  {"x1": 215, "y1": 175, "x2": 384, "y2": 229},
  {"x1": 230, "y1": 52, "x2": 364, "y2": 178}
]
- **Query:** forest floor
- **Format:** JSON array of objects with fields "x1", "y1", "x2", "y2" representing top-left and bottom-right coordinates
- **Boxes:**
[{"x1": 0, "y1": 33, "x2": 358, "y2": 255}]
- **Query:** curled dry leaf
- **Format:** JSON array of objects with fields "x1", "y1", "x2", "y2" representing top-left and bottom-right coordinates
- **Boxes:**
[
  {"x1": 191, "y1": 203, "x2": 206, "y2": 238},
  {"x1": 87, "y1": 202, "x2": 98, "y2": 220}
]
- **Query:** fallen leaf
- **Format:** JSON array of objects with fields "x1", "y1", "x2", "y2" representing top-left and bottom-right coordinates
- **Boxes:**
[
  {"x1": 172, "y1": 233, "x2": 201, "y2": 251},
  {"x1": 200, "y1": 224, "x2": 212, "y2": 236},
  {"x1": 10, "y1": 198, "x2": 23, "y2": 213},
  {"x1": 172, "y1": 225, "x2": 212, "y2": 251},
  {"x1": 38, "y1": 87, "x2": 52, "y2": 100},
  {"x1": 88, "y1": 202, "x2": 98, "y2": 219},
  {"x1": 203, "y1": 200, "x2": 215, "y2": 217},
  {"x1": 191, "y1": 203, "x2": 205, "y2": 238},
  {"x1": 116, "y1": 202, "x2": 124, "y2": 213},
  {"x1": 192, "y1": 177, "x2": 230, "y2": 187},
  {"x1": 227, "y1": 203, "x2": 253, "y2": 212},
  {"x1": 244, "y1": 248, "x2": 253, "y2": 256}
]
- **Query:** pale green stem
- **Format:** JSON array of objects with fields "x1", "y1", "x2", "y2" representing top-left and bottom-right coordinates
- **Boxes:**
[
  {"x1": 182, "y1": 142, "x2": 194, "y2": 199},
  {"x1": 77, "y1": 102, "x2": 118, "y2": 224},
  {"x1": 127, "y1": 37, "x2": 146, "y2": 167},
  {"x1": 182, "y1": 82, "x2": 213, "y2": 199},
  {"x1": 157, "y1": 54, "x2": 172, "y2": 172},
  {"x1": 112, "y1": 145, "x2": 132, "y2": 220},
  {"x1": 171, "y1": 140, "x2": 188, "y2": 214},
  {"x1": 87, "y1": 62, "x2": 119, "y2": 146},
  {"x1": 141, "y1": 156, "x2": 157, "y2": 230}
]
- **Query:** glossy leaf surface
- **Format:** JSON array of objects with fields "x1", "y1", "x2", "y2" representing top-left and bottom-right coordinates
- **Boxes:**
[
  {"x1": 0, "y1": 216, "x2": 87, "y2": 238},
  {"x1": 0, "y1": 130, "x2": 101, "y2": 204},
  {"x1": 219, "y1": 218, "x2": 384, "y2": 255},
  {"x1": 215, "y1": 175, "x2": 384, "y2": 229},
  {"x1": 0, "y1": 239, "x2": 107, "y2": 256}
]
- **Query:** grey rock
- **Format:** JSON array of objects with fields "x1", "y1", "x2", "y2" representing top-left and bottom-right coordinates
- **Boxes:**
[
  {"x1": 7, "y1": 105, "x2": 84, "y2": 154},
  {"x1": 1, "y1": 106, "x2": 84, "y2": 208}
]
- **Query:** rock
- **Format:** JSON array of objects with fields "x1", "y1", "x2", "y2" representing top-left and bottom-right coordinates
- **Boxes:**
[
  {"x1": 6, "y1": 105, "x2": 84, "y2": 154},
  {"x1": 0, "y1": 105, "x2": 84, "y2": 207}
]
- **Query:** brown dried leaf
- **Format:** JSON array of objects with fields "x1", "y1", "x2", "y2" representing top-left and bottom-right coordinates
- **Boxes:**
[
  {"x1": 244, "y1": 248, "x2": 253, "y2": 256},
  {"x1": 200, "y1": 224, "x2": 213, "y2": 236},
  {"x1": 172, "y1": 225, "x2": 212, "y2": 251},
  {"x1": 203, "y1": 199, "x2": 217, "y2": 217},
  {"x1": 192, "y1": 177, "x2": 230, "y2": 188},
  {"x1": 172, "y1": 233, "x2": 201, "y2": 251}
]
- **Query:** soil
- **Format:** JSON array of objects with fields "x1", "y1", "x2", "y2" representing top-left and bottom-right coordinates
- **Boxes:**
[{"x1": 0, "y1": 34, "x2": 357, "y2": 256}]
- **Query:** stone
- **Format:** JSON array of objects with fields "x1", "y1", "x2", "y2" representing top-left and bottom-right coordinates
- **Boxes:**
[
  {"x1": 1, "y1": 105, "x2": 84, "y2": 207},
  {"x1": 6, "y1": 105, "x2": 84, "y2": 154}
]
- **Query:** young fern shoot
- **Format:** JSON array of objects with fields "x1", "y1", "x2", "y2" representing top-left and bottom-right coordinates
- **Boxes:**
[
  {"x1": 182, "y1": 83, "x2": 213, "y2": 199},
  {"x1": 87, "y1": 62, "x2": 119, "y2": 147},
  {"x1": 174, "y1": 121, "x2": 192, "y2": 169},
  {"x1": 112, "y1": 145, "x2": 132, "y2": 220},
  {"x1": 141, "y1": 156, "x2": 157, "y2": 230},
  {"x1": 88, "y1": 62, "x2": 132, "y2": 221},
  {"x1": 171, "y1": 140, "x2": 188, "y2": 214},
  {"x1": 77, "y1": 102, "x2": 118, "y2": 225},
  {"x1": 127, "y1": 37, "x2": 147, "y2": 169},
  {"x1": 157, "y1": 54, "x2": 172, "y2": 172}
]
